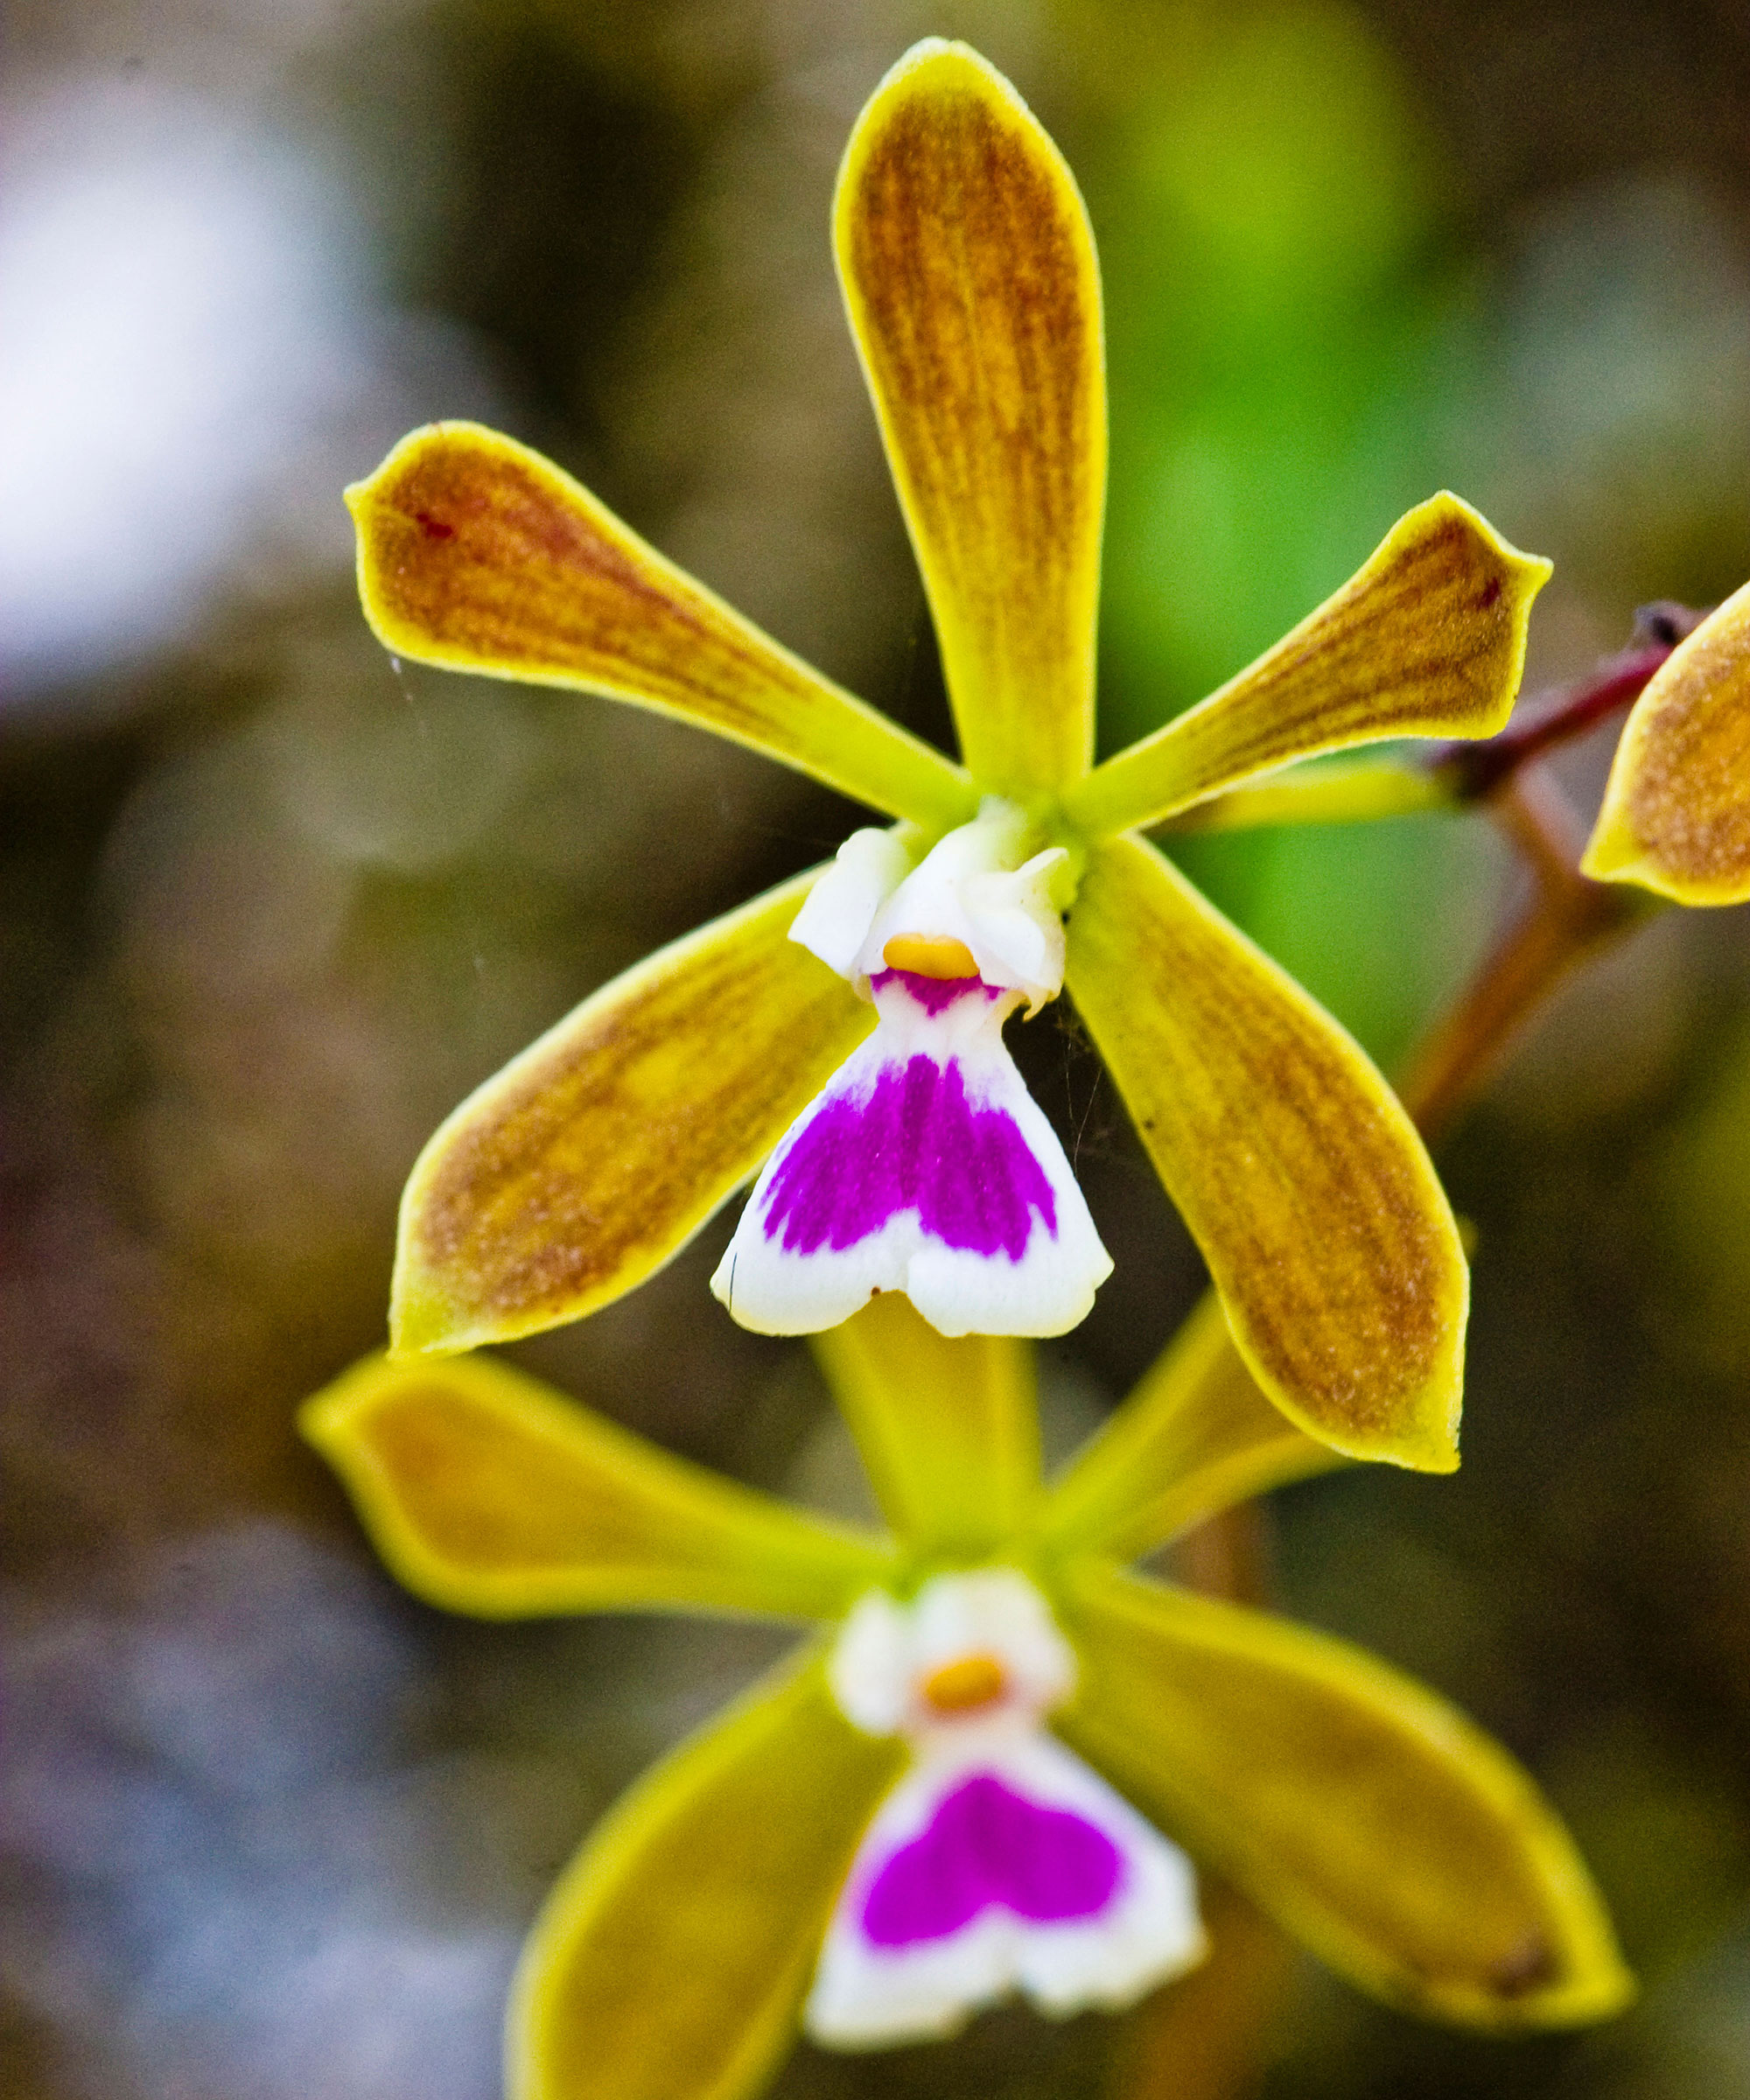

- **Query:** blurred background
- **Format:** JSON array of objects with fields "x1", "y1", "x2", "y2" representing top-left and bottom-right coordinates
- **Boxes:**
[{"x1": 6, "y1": 1, "x2": 1750, "y2": 2095}]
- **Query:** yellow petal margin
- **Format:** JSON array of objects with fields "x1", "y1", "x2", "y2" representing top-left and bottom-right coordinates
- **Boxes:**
[
  {"x1": 1065, "y1": 495, "x2": 1550, "y2": 837},
  {"x1": 1059, "y1": 1566, "x2": 1633, "y2": 2031},
  {"x1": 511, "y1": 1651, "x2": 902, "y2": 2100},
  {"x1": 1064, "y1": 836, "x2": 1467, "y2": 1471},
  {"x1": 811, "y1": 1293, "x2": 1041, "y2": 1555},
  {"x1": 835, "y1": 41, "x2": 1104, "y2": 799},
  {"x1": 1582, "y1": 578, "x2": 1750, "y2": 902},
  {"x1": 1043, "y1": 1291, "x2": 1341, "y2": 1564},
  {"x1": 300, "y1": 1351, "x2": 895, "y2": 1621},
  {"x1": 348, "y1": 422, "x2": 976, "y2": 829},
  {"x1": 392, "y1": 868, "x2": 872, "y2": 1355}
]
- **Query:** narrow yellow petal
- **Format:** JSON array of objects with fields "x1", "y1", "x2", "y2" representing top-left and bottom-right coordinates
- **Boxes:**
[
  {"x1": 299, "y1": 1351, "x2": 895, "y2": 1622},
  {"x1": 810, "y1": 1292, "x2": 1040, "y2": 1553},
  {"x1": 348, "y1": 422, "x2": 976, "y2": 828},
  {"x1": 835, "y1": 41, "x2": 1104, "y2": 798},
  {"x1": 1060, "y1": 1565, "x2": 1634, "y2": 2031},
  {"x1": 511, "y1": 1650, "x2": 903, "y2": 2100},
  {"x1": 1044, "y1": 1291, "x2": 1342, "y2": 1563},
  {"x1": 1064, "y1": 835, "x2": 1467, "y2": 1471},
  {"x1": 392, "y1": 868, "x2": 873, "y2": 1355},
  {"x1": 1066, "y1": 495, "x2": 1550, "y2": 837},
  {"x1": 1165, "y1": 757, "x2": 1457, "y2": 833},
  {"x1": 1582, "y1": 578, "x2": 1750, "y2": 902}
]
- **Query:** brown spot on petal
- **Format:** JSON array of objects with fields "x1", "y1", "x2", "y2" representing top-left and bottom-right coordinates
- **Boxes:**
[
  {"x1": 362, "y1": 437, "x2": 773, "y2": 734},
  {"x1": 1489, "y1": 1931, "x2": 1559, "y2": 1998},
  {"x1": 1070, "y1": 493, "x2": 1549, "y2": 836},
  {"x1": 349, "y1": 424, "x2": 975, "y2": 825}
]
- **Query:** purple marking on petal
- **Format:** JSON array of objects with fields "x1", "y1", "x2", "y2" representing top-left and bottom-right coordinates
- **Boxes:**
[
  {"x1": 760, "y1": 1056, "x2": 1056, "y2": 1258},
  {"x1": 868, "y1": 969, "x2": 1001, "y2": 1017},
  {"x1": 860, "y1": 1773, "x2": 1124, "y2": 1948}
]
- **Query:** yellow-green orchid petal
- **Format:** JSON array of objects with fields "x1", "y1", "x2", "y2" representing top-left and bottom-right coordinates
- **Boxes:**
[
  {"x1": 511, "y1": 1648, "x2": 903, "y2": 2100},
  {"x1": 1582, "y1": 578, "x2": 1750, "y2": 902},
  {"x1": 810, "y1": 1292, "x2": 1040, "y2": 1555},
  {"x1": 1065, "y1": 495, "x2": 1550, "y2": 837},
  {"x1": 392, "y1": 868, "x2": 872, "y2": 1356},
  {"x1": 1166, "y1": 756, "x2": 1456, "y2": 833},
  {"x1": 1058, "y1": 1565, "x2": 1634, "y2": 2032},
  {"x1": 1043, "y1": 1290, "x2": 1341, "y2": 1564},
  {"x1": 299, "y1": 1351, "x2": 895, "y2": 1622},
  {"x1": 1064, "y1": 834, "x2": 1467, "y2": 1472},
  {"x1": 347, "y1": 422, "x2": 976, "y2": 830},
  {"x1": 835, "y1": 40, "x2": 1104, "y2": 800}
]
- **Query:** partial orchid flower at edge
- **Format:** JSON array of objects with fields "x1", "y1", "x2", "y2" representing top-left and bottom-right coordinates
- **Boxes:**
[
  {"x1": 1582, "y1": 578, "x2": 1750, "y2": 903},
  {"x1": 347, "y1": 38, "x2": 1552, "y2": 1470},
  {"x1": 300, "y1": 1294, "x2": 1630, "y2": 2100}
]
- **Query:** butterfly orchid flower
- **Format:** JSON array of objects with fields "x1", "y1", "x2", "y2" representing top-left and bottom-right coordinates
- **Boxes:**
[
  {"x1": 302, "y1": 1294, "x2": 1629, "y2": 2100},
  {"x1": 349, "y1": 39, "x2": 1550, "y2": 1468}
]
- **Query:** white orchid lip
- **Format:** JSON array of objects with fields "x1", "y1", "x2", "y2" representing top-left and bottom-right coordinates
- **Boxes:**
[
  {"x1": 714, "y1": 799, "x2": 1109, "y2": 1341},
  {"x1": 806, "y1": 1570, "x2": 1206, "y2": 2048},
  {"x1": 710, "y1": 956, "x2": 1111, "y2": 1339}
]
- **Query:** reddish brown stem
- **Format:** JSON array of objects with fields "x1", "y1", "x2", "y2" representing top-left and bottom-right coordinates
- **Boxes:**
[
  {"x1": 1428, "y1": 602, "x2": 1704, "y2": 805},
  {"x1": 1396, "y1": 768, "x2": 1646, "y2": 1145},
  {"x1": 1432, "y1": 647, "x2": 1666, "y2": 801},
  {"x1": 1170, "y1": 1498, "x2": 1271, "y2": 1608}
]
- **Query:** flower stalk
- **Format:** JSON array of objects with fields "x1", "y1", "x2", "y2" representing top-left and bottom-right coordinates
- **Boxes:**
[{"x1": 1396, "y1": 768, "x2": 1651, "y2": 1144}]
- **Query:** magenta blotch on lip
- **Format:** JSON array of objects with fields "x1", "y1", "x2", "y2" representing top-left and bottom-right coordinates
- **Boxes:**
[
  {"x1": 860, "y1": 1772, "x2": 1124, "y2": 1947},
  {"x1": 758, "y1": 1046, "x2": 1058, "y2": 1259}
]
